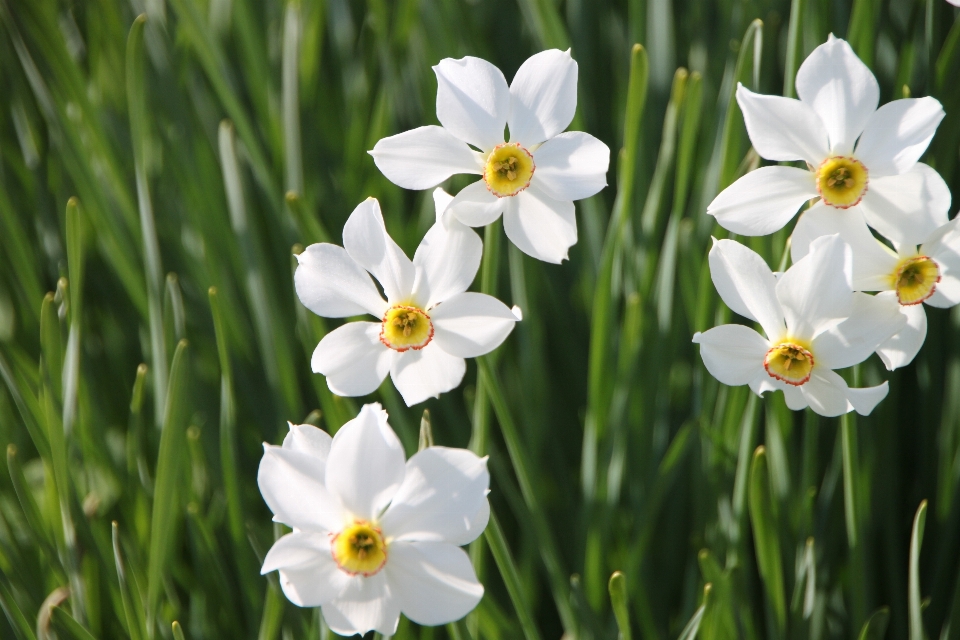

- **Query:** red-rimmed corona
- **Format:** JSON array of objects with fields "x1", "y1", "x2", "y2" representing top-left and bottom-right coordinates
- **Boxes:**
[
  {"x1": 764, "y1": 341, "x2": 815, "y2": 386},
  {"x1": 379, "y1": 305, "x2": 434, "y2": 352},
  {"x1": 330, "y1": 520, "x2": 388, "y2": 577},
  {"x1": 482, "y1": 142, "x2": 535, "y2": 198},
  {"x1": 891, "y1": 255, "x2": 941, "y2": 306},
  {"x1": 815, "y1": 156, "x2": 868, "y2": 209}
]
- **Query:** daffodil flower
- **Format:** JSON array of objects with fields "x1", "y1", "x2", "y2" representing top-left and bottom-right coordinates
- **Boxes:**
[
  {"x1": 791, "y1": 212, "x2": 960, "y2": 370},
  {"x1": 295, "y1": 192, "x2": 519, "y2": 406},
  {"x1": 258, "y1": 404, "x2": 489, "y2": 636},
  {"x1": 693, "y1": 235, "x2": 905, "y2": 417},
  {"x1": 370, "y1": 50, "x2": 610, "y2": 264},
  {"x1": 708, "y1": 35, "x2": 948, "y2": 246}
]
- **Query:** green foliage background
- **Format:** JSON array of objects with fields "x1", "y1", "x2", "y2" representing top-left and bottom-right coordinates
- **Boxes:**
[{"x1": 0, "y1": 0, "x2": 959, "y2": 638}]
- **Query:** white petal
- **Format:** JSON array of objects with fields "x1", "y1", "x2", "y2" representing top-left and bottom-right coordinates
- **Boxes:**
[
  {"x1": 295, "y1": 244, "x2": 388, "y2": 318},
  {"x1": 735, "y1": 84, "x2": 829, "y2": 165},
  {"x1": 312, "y1": 322, "x2": 391, "y2": 398},
  {"x1": 508, "y1": 49, "x2": 578, "y2": 147},
  {"x1": 776, "y1": 234, "x2": 853, "y2": 339},
  {"x1": 412, "y1": 218, "x2": 482, "y2": 309},
  {"x1": 532, "y1": 131, "x2": 610, "y2": 201},
  {"x1": 801, "y1": 369, "x2": 854, "y2": 417},
  {"x1": 370, "y1": 126, "x2": 482, "y2": 190},
  {"x1": 380, "y1": 447, "x2": 490, "y2": 545},
  {"x1": 692, "y1": 325, "x2": 768, "y2": 386},
  {"x1": 845, "y1": 381, "x2": 889, "y2": 416},
  {"x1": 782, "y1": 386, "x2": 809, "y2": 411},
  {"x1": 708, "y1": 238, "x2": 786, "y2": 340},
  {"x1": 858, "y1": 163, "x2": 952, "y2": 247},
  {"x1": 269, "y1": 537, "x2": 352, "y2": 607},
  {"x1": 922, "y1": 217, "x2": 960, "y2": 307},
  {"x1": 326, "y1": 403, "x2": 406, "y2": 521},
  {"x1": 795, "y1": 35, "x2": 879, "y2": 154},
  {"x1": 343, "y1": 198, "x2": 417, "y2": 303},
  {"x1": 386, "y1": 541, "x2": 484, "y2": 626},
  {"x1": 502, "y1": 185, "x2": 577, "y2": 263},
  {"x1": 390, "y1": 344, "x2": 466, "y2": 406},
  {"x1": 282, "y1": 422, "x2": 333, "y2": 460},
  {"x1": 434, "y1": 56, "x2": 510, "y2": 151},
  {"x1": 706, "y1": 166, "x2": 817, "y2": 236},
  {"x1": 258, "y1": 445, "x2": 345, "y2": 532},
  {"x1": 430, "y1": 292, "x2": 518, "y2": 358},
  {"x1": 854, "y1": 97, "x2": 944, "y2": 177},
  {"x1": 876, "y1": 297, "x2": 927, "y2": 370},
  {"x1": 320, "y1": 572, "x2": 400, "y2": 636},
  {"x1": 432, "y1": 188, "x2": 455, "y2": 223},
  {"x1": 812, "y1": 291, "x2": 907, "y2": 369},
  {"x1": 445, "y1": 180, "x2": 507, "y2": 228},
  {"x1": 790, "y1": 203, "x2": 898, "y2": 291}
]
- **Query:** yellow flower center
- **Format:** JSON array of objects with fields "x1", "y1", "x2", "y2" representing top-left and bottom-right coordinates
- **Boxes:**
[
  {"x1": 483, "y1": 143, "x2": 535, "y2": 197},
  {"x1": 816, "y1": 156, "x2": 868, "y2": 208},
  {"x1": 890, "y1": 255, "x2": 940, "y2": 305},
  {"x1": 331, "y1": 521, "x2": 387, "y2": 576},
  {"x1": 764, "y1": 341, "x2": 815, "y2": 386},
  {"x1": 380, "y1": 305, "x2": 433, "y2": 351}
]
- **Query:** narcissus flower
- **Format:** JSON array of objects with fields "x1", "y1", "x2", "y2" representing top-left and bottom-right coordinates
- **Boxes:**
[
  {"x1": 295, "y1": 193, "x2": 519, "y2": 406},
  {"x1": 370, "y1": 49, "x2": 610, "y2": 264},
  {"x1": 258, "y1": 405, "x2": 489, "y2": 636},
  {"x1": 708, "y1": 35, "x2": 948, "y2": 246},
  {"x1": 693, "y1": 235, "x2": 905, "y2": 417},
  {"x1": 791, "y1": 213, "x2": 960, "y2": 370}
]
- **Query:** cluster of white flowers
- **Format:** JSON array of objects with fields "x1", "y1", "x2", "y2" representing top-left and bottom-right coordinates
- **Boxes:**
[
  {"x1": 696, "y1": 36, "x2": 959, "y2": 417},
  {"x1": 260, "y1": 49, "x2": 610, "y2": 635}
]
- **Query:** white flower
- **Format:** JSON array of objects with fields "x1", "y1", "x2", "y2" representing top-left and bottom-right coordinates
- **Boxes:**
[
  {"x1": 693, "y1": 235, "x2": 905, "y2": 417},
  {"x1": 949, "y1": 0, "x2": 960, "y2": 6},
  {"x1": 258, "y1": 404, "x2": 490, "y2": 636},
  {"x1": 295, "y1": 192, "x2": 519, "y2": 406},
  {"x1": 791, "y1": 211, "x2": 960, "y2": 370},
  {"x1": 370, "y1": 49, "x2": 610, "y2": 264},
  {"x1": 707, "y1": 35, "x2": 948, "y2": 247}
]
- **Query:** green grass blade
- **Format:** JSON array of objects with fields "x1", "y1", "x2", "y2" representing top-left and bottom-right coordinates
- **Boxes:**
[
  {"x1": 484, "y1": 508, "x2": 543, "y2": 640},
  {"x1": 783, "y1": 0, "x2": 804, "y2": 97},
  {"x1": 50, "y1": 606, "x2": 98, "y2": 640},
  {"x1": 858, "y1": 607, "x2": 891, "y2": 640},
  {"x1": 172, "y1": 621, "x2": 186, "y2": 640},
  {"x1": 112, "y1": 522, "x2": 146, "y2": 640},
  {"x1": 608, "y1": 571, "x2": 632, "y2": 640},
  {"x1": 147, "y1": 339, "x2": 190, "y2": 636},
  {"x1": 749, "y1": 446, "x2": 786, "y2": 636},
  {"x1": 910, "y1": 500, "x2": 929, "y2": 640}
]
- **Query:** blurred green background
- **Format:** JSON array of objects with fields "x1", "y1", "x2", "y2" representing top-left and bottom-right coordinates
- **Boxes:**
[{"x1": 1, "y1": 0, "x2": 959, "y2": 638}]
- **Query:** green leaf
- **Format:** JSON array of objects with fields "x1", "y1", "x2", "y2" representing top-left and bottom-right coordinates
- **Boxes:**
[
  {"x1": 147, "y1": 339, "x2": 190, "y2": 634},
  {"x1": 172, "y1": 621, "x2": 186, "y2": 640},
  {"x1": 418, "y1": 409, "x2": 433, "y2": 451},
  {"x1": 608, "y1": 571, "x2": 632, "y2": 640},
  {"x1": 749, "y1": 446, "x2": 786, "y2": 635},
  {"x1": 858, "y1": 607, "x2": 891, "y2": 640},
  {"x1": 112, "y1": 522, "x2": 147, "y2": 640},
  {"x1": 484, "y1": 508, "x2": 543, "y2": 640},
  {"x1": 910, "y1": 500, "x2": 928, "y2": 640},
  {"x1": 51, "y1": 606, "x2": 98, "y2": 640}
]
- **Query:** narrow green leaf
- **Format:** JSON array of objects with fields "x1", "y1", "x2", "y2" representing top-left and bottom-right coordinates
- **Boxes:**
[
  {"x1": 841, "y1": 412, "x2": 860, "y2": 548},
  {"x1": 50, "y1": 606, "x2": 98, "y2": 640},
  {"x1": 910, "y1": 500, "x2": 928, "y2": 640},
  {"x1": 0, "y1": 572, "x2": 39, "y2": 640},
  {"x1": 609, "y1": 571, "x2": 632, "y2": 640},
  {"x1": 418, "y1": 409, "x2": 433, "y2": 451},
  {"x1": 719, "y1": 19, "x2": 763, "y2": 189},
  {"x1": 7, "y1": 444, "x2": 57, "y2": 558},
  {"x1": 112, "y1": 522, "x2": 146, "y2": 640},
  {"x1": 749, "y1": 446, "x2": 786, "y2": 634},
  {"x1": 164, "y1": 274, "x2": 186, "y2": 343},
  {"x1": 783, "y1": 0, "x2": 804, "y2": 97},
  {"x1": 172, "y1": 621, "x2": 186, "y2": 640},
  {"x1": 126, "y1": 14, "x2": 167, "y2": 428},
  {"x1": 484, "y1": 509, "x2": 543, "y2": 640},
  {"x1": 282, "y1": 0, "x2": 303, "y2": 196},
  {"x1": 858, "y1": 607, "x2": 891, "y2": 640},
  {"x1": 147, "y1": 339, "x2": 190, "y2": 635},
  {"x1": 39, "y1": 293, "x2": 62, "y2": 402}
]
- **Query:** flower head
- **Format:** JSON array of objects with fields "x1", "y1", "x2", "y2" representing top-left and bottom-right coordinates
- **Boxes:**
[
  {"x1": 707, "y1": 35, "x2": 948, "y2": 247},
  {"x1": 258, "y1": 404, "x2": 490, "y2": 636},
  {"x1": 295, "y1": 192, "x2": 519, "y2": 406},
  {"x1": 369, "y1": 50, "x2": 610, "y2": 263},
  {"x1": 692, "y1": 235, "x2": 905, "y2": 417},
  {"x1": 791, "y1": 211, "x2": 960, "y2": 370}
]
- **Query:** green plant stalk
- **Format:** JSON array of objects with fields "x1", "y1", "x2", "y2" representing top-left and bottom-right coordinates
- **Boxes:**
[
  {"x1": 749, "y1": 446, "x2": 786, "y2": 636},
  {"x1": 783, "y1": 0, "x2": 805, "y2": 97},
  {"x1": 62, "y1": 198, "x2": 85, "y2": 439},
  {"x1": 609, "y1": 571, "x2": 632, "y2": 640},
  {"x1": 484, "y1": 508, "x2": 544, "y2": 640},
  {"x1": 126, "y1": 16, "x2": 168, "y2": 428},
  {"x1": 146, "y1": 340, "x2": 190, "y2": 637},
  {"x1": 112, "y1": 522, "x2": 146, "y2": 640},
  {"x1": 477, "y1": 356, "x2": 577, "y2": 634},
  {"x1": 909, "y1": 500, "x2": 928, "y2": 640}
]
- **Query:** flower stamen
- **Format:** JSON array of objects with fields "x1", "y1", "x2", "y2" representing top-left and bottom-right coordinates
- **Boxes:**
[
  {"x1": 380, "y1": 305, "x2": 433, "y2": 351},
  {"x1": 816, "y1": 156, "x2": 869, "y2": 208},
  {"x1": 764, "y1": 342, "x2": 815, "y2": 386},
  {"x1": 483, "y1": 143, "x2": 535, "y2": 198},
  {"x1": 891, "y1": 256, "x2": 941, "y2": 305},
  {"x1": 331, "y1": 521, "x2": 388, "y2": 576}
]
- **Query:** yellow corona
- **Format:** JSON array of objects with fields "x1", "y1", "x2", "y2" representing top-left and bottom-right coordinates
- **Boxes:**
[
  {"x1": 764, "y1": 341, "x2": 815, "y2": 385},
  {"x1": 380, "y1": 305, "x2": 433, "y2": 351},
  {"x1": 483, "y1": 143, "x2": 535, "y2": 197},
  {"x1": 331, "y1": 521, "x2": 388, "y2": 576},
  {"x1": 816, "y1": 156, "x2": 868, "y2": 208},
  {"x1": 891, "y1": 256, "x2": 940, "y2": 305}
]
